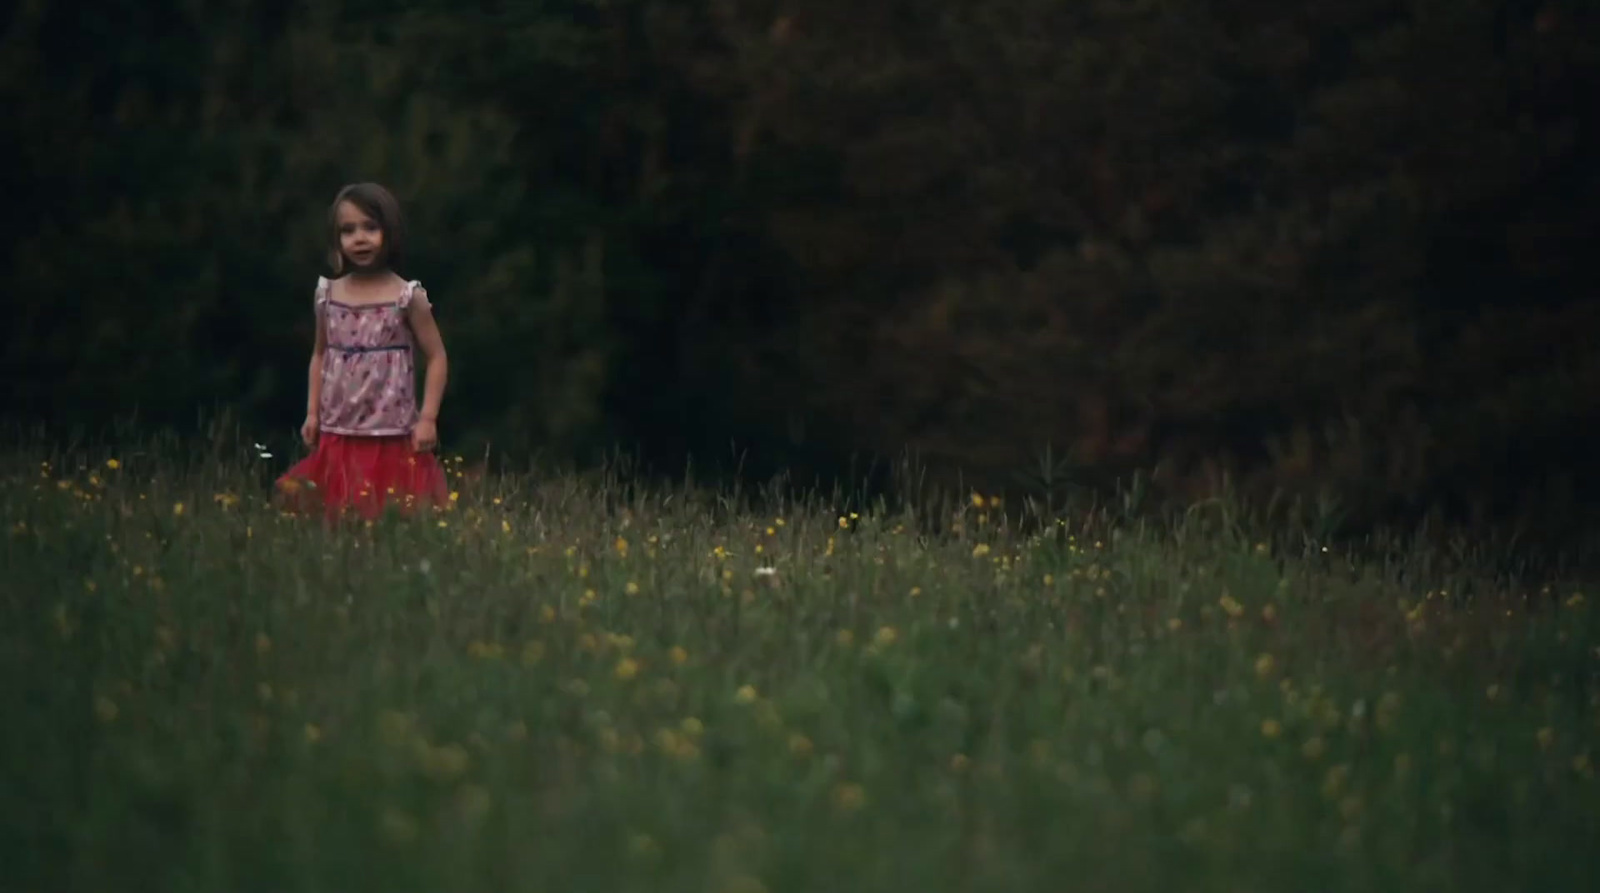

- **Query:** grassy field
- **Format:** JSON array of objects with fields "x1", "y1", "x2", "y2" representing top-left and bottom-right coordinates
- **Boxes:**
[{"x1": 3, "y1": 440, "x2": 1597, "y2": 893}]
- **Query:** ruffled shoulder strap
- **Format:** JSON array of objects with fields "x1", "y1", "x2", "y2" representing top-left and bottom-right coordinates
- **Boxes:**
[
  {"x1": 314, "y1": 276, "x2": 332, "y2": 308},
  {"x1": 397, "y1": 280, "x2": 425, "y2": 309}
]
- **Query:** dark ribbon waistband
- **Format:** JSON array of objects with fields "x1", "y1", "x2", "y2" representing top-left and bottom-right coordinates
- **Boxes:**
[{"x1": 329, "y1": 344, "x2": 409, "y2": 354}]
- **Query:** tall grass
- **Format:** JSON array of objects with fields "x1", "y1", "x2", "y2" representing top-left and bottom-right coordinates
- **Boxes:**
[{"x1": 2, "y1": 433, "x2": 1596, "y2": 893}]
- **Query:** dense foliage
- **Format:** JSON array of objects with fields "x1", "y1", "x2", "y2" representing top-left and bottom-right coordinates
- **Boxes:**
[{"x1": 4, "y1": 0, "x2": 1597, "y2": 539}]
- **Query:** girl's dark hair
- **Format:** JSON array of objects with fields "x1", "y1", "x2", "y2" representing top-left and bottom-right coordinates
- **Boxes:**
[{"x1": 327, "y1": 182, "x2": 406, "y2": 275}]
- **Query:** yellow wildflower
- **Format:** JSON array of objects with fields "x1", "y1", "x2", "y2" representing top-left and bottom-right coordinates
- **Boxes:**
[
  {"x1": 455, "y1": 784, "x2": 492, "y2": 822},
  {"x1": 669, "y1": 646, "x2": 689, "y2": 666},
  {"x1": 972, "y1": 543, "x2": 991, "y2": 558},
  {"x1": 614, "y1": 536, "x2": 629, "y2": 557},
  {"x1": 1219, "y1": 594, "x2": 1244, "y2": 618},
  {"x1": 52, "y1": 604, "x2": 73, "y2": 640},
  {"x1": 614, "y1": 657, "x2": 640, "y2": 681},
  {"x1": 654, "y1": 728, "x2": 698, "y2": 761},
  {"x1": 1254, "y1": 653, "x2": 1276, "y2": 680},
  {"x1": 1322, "y1": 764, "x2": 1350, "y2": 799},
  {"x1": 304, "y1": 723, "x2": 323, "y2": 744},
  {"x1": 1261, "y1": 719, "x2": 1283, "y2": 739},
  {"x1": 1339, "y1": 795, "x2": 1364, "y2": 821},
  {"x1": 421, "y1": 743, "x2": 471, "y2": 779},
  {"x1": 377, "y1": 711, "x2": 414, "y2": 743},
  {"x1": 106, "y1": 458, "x2": 121, "y2": 470},
  {"x1": 1375, "y1": 692, "x2": 1402, "y2": 731},
  {"x1": 832, "y1": 782, "x2": 866, "y2": 812},
  {"x1": 467, "y1": 641, "x2": 504, "y2": 660},
  {"x1": 172, "y1": 501, "x2": 185, "y2": 517},
  {"x1": 628, "y1": 832, "x2": 661, "y2": 859},
  {"x1": 734, "y1": 684, "x2": 759, "y2": 704},
  {"x1": 1393, "y1": 753, "x2": 1412, "y2": 777},
  {"x1": 378, "y1": 808, "x2": 419, "y2": 844},
  {"x1": 873, "y1": 626, "x2": 898, "y2": 648}
]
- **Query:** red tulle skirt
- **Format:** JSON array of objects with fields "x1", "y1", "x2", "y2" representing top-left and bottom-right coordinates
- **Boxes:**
[{"x1": 275, "y1": 433, "x2": 448, "y2": 520}]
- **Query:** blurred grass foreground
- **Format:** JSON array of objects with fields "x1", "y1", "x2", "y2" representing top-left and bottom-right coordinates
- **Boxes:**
[{"x1": 2, "y1": 437, "x2": 1597, "y2": 893}]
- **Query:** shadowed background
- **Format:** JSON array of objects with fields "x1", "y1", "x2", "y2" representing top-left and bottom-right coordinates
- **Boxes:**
[{"x1": 2, "y1": 0, "x2": 1596, "y2": 546}]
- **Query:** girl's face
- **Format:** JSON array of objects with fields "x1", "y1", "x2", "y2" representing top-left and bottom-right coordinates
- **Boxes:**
[{"x1": 336, "y1": 200, "x2": 385, "y2": 271}]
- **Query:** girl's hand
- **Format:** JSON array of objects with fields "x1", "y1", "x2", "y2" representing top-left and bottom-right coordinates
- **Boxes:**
[
  {"x1": 412, "y1": 418, "x2": 438, "y2": 453},
  {"x1": 301, "y1": 415, "x2": 319, "y2": 446}
]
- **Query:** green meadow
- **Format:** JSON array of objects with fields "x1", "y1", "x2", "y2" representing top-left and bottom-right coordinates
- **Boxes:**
[{"x1": 3, "y1": 439, "x2": 1596, "y2": 893}]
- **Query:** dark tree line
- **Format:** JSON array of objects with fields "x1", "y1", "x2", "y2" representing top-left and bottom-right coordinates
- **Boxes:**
[{"x1": 3, "y1": 0, "x2": 1597, "y2": 543}]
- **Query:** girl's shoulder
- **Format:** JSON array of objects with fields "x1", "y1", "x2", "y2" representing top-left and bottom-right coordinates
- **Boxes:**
[
  {"x1": 398, "y1": 278, "x2": 430, "y2": 311},
  {"x1": 316, "y1": 274, "x2": 423, "y2": 307}
]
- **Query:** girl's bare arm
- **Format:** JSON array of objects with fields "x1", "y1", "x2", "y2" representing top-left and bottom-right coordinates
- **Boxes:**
[
  {"x1": 306, "y1": 307, "x2": 327, "y2": 419},
  {"x1": 407, "y1": 289, "x2": 448, "y2": 422}
]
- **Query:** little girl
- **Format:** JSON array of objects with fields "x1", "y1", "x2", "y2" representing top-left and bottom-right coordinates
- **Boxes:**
[{"x1": 276, "y1": 182, "x2": 450, "y2": 519}]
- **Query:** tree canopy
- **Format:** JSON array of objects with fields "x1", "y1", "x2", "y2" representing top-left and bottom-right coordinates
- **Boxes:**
[{"x1": 3, "y1": 0, "x2": 1596, "y2": 539}]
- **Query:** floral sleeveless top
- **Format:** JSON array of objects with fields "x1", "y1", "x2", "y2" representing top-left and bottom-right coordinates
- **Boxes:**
[{"x1": 315, "y1": 276, "x2": 426, "y2": 437}]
